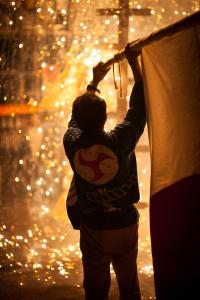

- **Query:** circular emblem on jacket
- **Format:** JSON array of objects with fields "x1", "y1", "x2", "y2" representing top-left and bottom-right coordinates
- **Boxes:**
[{"x1": 74, "y1": 145, "x2": 119, "y2": 185}]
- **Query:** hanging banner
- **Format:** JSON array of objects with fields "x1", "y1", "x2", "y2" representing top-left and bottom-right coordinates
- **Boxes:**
[{"x1": 142, "y1": 21, "x2": 200, "y2": 299}]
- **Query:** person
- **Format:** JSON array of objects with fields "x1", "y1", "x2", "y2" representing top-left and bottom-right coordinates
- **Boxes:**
[{"x1": 63, "y1": 44, "x2": 146, "y2": 300}]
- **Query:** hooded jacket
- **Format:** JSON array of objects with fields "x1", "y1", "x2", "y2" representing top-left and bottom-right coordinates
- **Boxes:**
[{"x1": 63, "y1": 81, "x2": 146, "y2": 230}]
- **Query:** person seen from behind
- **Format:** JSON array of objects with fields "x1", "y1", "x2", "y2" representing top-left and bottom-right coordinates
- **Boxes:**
[{"x1": 63, "y1": 43, "x2": 146, "y2": 300}]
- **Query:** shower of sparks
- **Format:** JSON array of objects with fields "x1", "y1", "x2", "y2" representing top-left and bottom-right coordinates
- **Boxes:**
[
  {"x1": 0, "y1": 212, "x2": 155, "y2": 295},
  {"x1": 0, "y1": 222, "x2": 81, "y2": 287}
]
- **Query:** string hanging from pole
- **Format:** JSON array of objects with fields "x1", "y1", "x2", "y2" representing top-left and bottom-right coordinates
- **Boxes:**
[{"x1": 112, "y1": 55, "x2": 123, "y2": 97}]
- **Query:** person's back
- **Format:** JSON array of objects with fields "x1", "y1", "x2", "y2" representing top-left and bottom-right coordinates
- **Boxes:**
[{"x1": 63, "y1": 44, "x2": 146, "y2": 300}]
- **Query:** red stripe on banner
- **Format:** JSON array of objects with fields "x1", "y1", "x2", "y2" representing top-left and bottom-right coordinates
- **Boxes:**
[{"x1": 150, "y1": 173, "x2": 200, "y2": 299}]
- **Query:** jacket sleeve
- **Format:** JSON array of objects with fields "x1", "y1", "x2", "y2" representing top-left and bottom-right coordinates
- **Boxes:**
[
  {"x1": 63, "y1": 116, "x2": 81, "y2": 157},
  {"x1": 67, "y1": 116, "x2": 79, "y2": 129},
  {"x1": 109, "y1": 81, "x2": 146, "y2": 154}
]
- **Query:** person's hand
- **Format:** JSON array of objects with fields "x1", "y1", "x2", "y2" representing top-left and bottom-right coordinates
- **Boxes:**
[
  {"x1": 91, "y1": 62, "x2": 111, "y2": 87},
  {"x1": 125, "y1": 43, "x2": 141, "y2": 67},
  {"x1": 125, "y1": 43, "x2": 142, "y2": 82}
]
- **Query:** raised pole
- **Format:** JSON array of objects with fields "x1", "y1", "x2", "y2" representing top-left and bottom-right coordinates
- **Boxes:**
[{"x1": 103, "y1": 10, "x2": 200, "y2": 70}]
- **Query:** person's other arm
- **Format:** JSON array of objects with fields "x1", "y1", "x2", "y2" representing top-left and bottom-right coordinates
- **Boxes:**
[
  {"x1": 110, "y1": 44, "x2": 146, "y2": 153},
  {"x1": 63, "y1": 62, "x2": 110, "y2": 154},
  {"x1": 68, "y1": 62, "x2": 110, "y2": 129},
  {"x1": 125, "y1": 44, "x2": 146, "y2": 131}
]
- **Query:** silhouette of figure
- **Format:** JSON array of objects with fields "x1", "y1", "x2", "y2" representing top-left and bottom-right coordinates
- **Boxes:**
[{"x1": 63, "y1": 44, "x2": 146, "y2": 300}]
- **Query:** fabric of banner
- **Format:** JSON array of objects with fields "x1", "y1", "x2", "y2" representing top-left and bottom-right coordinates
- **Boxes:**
[{"x1": 142, "y1": 24, "x2": 200, "y2": 299}]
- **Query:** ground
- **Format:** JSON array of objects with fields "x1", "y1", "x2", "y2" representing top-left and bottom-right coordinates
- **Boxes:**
[{"x1": 0, "y1": 202, "x2": 155, "y2": 300}]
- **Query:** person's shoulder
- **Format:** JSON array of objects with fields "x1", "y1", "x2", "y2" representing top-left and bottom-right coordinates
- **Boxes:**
[{"x1": 63, "y1": 127, "x2": 82, "y2": 145}]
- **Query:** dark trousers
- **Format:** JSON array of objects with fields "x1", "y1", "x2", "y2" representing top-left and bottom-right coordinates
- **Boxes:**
[{"x1": 80, "y1": 223, "x2": 141, "y2": 300}]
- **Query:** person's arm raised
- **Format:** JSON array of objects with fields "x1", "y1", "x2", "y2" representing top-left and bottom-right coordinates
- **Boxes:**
[
  {"x1": 125, "y1": 43, "x2": 143, "y2": 108},
  {"x1": 87, "y1": 62, "x2": 110, "y2": 94},
  {"x1": 125, "y1": 43, "x2": 142, "y2": 83}
]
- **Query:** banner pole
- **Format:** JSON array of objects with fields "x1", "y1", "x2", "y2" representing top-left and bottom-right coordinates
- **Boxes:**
[{"x1": 103, "y1": 10, "x2": 200, "y2": 69}]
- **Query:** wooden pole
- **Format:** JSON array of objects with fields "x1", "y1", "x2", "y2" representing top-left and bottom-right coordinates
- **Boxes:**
[{"x1": 103, "y1": 10, "x2": 200, "y2": 69}]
